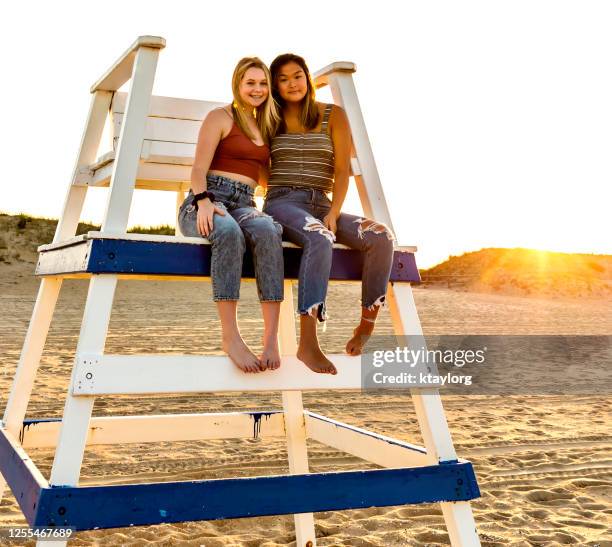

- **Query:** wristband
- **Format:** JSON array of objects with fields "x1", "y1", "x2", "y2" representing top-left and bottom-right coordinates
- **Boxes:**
[{"x1": 192, "y1": 191, "x2": 216, "y2": 211}]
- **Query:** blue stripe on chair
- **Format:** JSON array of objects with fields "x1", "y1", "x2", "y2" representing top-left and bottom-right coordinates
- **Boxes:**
[
  {"x1": 38, "y1": 238, "x2": 421, "y2": 282},
  {"x1": 0, "y1": 429, "x2": 43, "y2": 525},
  {"x1": 34, "y1": 463, "x2": 478, "y2": 530}
]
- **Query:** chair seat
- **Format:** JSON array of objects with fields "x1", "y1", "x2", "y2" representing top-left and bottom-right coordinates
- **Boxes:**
[{"x1": 36, "y1": 232, "x2": 420, "y2": 282}]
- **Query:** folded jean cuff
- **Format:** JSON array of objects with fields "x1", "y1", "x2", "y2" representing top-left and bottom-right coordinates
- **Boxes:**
[
  {"x1": 213, "y1": 296, "x2": 240, "y2": 302},
  {"x1": 300, "y1": 301, "x2": 327, "y2": 322},
  {"x1": 363, "y1": 293, "x2": 387, "y2": 311}
]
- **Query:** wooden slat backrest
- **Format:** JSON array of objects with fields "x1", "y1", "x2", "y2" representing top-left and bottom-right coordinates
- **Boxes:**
[{"x1": 110, "y1": 92, "x2": 224, "y2": 151}]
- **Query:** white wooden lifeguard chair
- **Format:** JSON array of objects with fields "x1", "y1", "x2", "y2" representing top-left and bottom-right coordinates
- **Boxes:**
[{"x1": 0, "y1": 36, "x2": 481, "y2": 546}]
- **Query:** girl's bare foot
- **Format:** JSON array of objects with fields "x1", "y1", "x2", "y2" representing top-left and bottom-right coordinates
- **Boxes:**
[
  {"x1": 298, "y1": 313, "x2": 336, "y2": 374},
  {"x1": 261, "y1": 336, "x2": 281, "y2": 370},
  {"x1": 346, "y1": 316, "x2": 376, "y2": 356},
  {"x1": 222, "y1": 335, "x2": 263, "y2": 373},
  {"x1": 297, "y1": 343, "x2": 337, "y2": 375}
]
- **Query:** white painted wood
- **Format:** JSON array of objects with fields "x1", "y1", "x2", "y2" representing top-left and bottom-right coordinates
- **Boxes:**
[
  {"x1": 326, "y1": 72, "x2": 398, "y2": 238},
  {"x1": 387, "y1": 283, "x2": 457, "y2": 464},
  {"x1": 56, "y1": 90, "x2": 113, "y2": 243},
  {"x1": 91, "y1": 36, "x2": 165, "y2": 92},
  {"x1": 3, "y1": 278, "x2": 63, "y2": 436},
  {"x1": 35, "y1": 240, "x2": 93, "y2": 276},
  {"x1": 101, "y1": 46, "x2": 159, "y2": 233},
  {"x1": 312, "y1": 62, "x2": 356, "y2": 88},
  {"x1": 442, "y1": 503, "x2": 482, "y2": 546},
  {"x1": 112, "y1": 92, "x2": 224, "y2": 121},
  {"x1": 175, "y1": 190, "x2": 185, "y2": 236},
  {"x1": 388, "y1": 283, "x2": 481, "y2": 545},
  {"x1": 38, "y1": 231, "x2": 371, "y2": 252},
  {"x1": 71, "y1": 352, "x2": 362, "y2": 395},
  {"x1": 305, "y1": 412, "x2": 430, "y2": 468},
  {"x1": 83, "y1": 160, "x2": 192, "y2": 191},
  {"x1": 49, "y1": 276, "x2": 117, "y2": 486},
  {"x1": 113, "y1": 114, "x2": 203, "y2": 144},
  {"x1": 21, "y1": 412, "x2": 285, "y2": 448},
  {"x1": 142, "y1": 140, "x2": 196, "y2": 164},
  {"x1": 87, "y1": 150, "x2": 115, "y2": 171},
  {"x1": 279, "y1": 280, "x2": 316, "y2": 547}
]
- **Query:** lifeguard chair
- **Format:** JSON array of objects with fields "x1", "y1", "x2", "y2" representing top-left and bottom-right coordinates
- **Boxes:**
[{"x1": 0, "y1": 36, "x2": 481, "y2": 546}]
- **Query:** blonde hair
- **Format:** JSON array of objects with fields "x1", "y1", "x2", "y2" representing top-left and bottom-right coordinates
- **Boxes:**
[{"x1": 231, "y1": 57, "x2": 279, "y2": 144}]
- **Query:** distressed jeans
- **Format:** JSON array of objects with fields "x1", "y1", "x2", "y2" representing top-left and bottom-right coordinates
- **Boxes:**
[
  {"x1": 179, "y1": 175, "x2": 284, "y2": 302},
  {"x1": 263, "y1": 186, "x2": 395, "y2": 321}
]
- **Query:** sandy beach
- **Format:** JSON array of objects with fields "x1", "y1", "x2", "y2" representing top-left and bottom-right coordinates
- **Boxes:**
[{"x1": 0, "y1": 266, "x2": 610, "y2": 546}]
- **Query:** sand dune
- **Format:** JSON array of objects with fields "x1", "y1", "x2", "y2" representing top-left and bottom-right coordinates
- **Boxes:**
[{"x1": 420, "y1": 247, "x2": 612, "y2": 300}]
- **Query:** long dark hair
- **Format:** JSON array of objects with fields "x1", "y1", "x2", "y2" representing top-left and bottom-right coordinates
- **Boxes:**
[{"x1": 270, "y1": 53, "x2": 319, "y2": 134}]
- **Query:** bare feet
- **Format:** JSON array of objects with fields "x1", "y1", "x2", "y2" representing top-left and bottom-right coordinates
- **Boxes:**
[
  {"x1": 345, "y1": 320, "x2": 376, "y2": 356},
  {"x1": 222, "y1": 335, "x2": 263, "y2": 373},
  {"x1": 261, "y1": 336, "x2": 281, "y2": 370},
  {"x1": 298, "y1": 313, "x2": 336, "y2": 374},
  {"x1": 297, "y1": 343, "x2": 337, "y2": 375}
]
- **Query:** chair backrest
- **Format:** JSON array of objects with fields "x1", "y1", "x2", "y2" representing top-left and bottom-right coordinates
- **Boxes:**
[{"x1": 111, "y1": 92, "x2": 224, "y2": 166}]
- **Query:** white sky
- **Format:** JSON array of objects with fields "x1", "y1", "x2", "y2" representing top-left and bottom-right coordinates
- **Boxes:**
[{"x1": 1, "y1": 1, "x2": 610, "y2": 267}]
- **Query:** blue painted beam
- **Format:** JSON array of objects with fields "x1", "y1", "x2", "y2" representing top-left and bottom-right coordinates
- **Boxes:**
[
  {"x1": 0, "y1": 428, "x2": 43, "y2": 525},
  {"x1": 33, "y1": 463, "x2": 478, "y2": 530},
  {"x1": 36, "y1": 238, "x2": 420, "y2": 282}
]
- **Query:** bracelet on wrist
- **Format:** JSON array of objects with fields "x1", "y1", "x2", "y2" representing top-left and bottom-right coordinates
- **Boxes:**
[{"x1": 192, "y1": 191, "x2": 216, "y2": 211}]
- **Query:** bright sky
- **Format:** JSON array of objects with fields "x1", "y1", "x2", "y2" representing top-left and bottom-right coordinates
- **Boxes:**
[{"x1": 1, "y1": 1, "x2": 610, "y2": 267}]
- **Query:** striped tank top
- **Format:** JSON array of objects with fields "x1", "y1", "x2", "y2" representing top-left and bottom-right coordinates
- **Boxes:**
[{"x1": 268, "y1": 103, "x2": 334, "y2": 193}]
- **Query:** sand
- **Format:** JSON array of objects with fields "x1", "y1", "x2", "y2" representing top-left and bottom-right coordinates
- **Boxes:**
[{"x1": 0, "y1": 265, "x2": 610, "y2": 546}]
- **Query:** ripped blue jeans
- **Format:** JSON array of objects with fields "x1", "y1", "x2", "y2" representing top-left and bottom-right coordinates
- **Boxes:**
[
  {"x1": 179, "y1": 175, "x2": 284, "y2": 302},
  {"x1": 263, "y1": 186, "x2": 395, "y2": 321}
]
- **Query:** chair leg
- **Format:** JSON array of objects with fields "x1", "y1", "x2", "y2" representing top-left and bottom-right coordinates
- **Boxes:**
[
  {"x1": 48, "y1": 276, "x2": 117, "y2": 486},
  {"x1": 3, "y1": 278, "x2": 63, "y2": 436},
  {"x1": 388, "y1": 283, "x2": 481, "y2": 546},
  {"x1": 279, "y1": 280, "x2": 317, "y2": 547},
  {"x1": 442, "y1": 502, "x2": 481, "y2": 546},
  {"x1": 40, "y1": 277, "x2": 116, "y2": 546}
]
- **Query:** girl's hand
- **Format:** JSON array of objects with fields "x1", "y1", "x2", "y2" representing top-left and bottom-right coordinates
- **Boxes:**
[
  {"x1": 197, "y1": 199, "x2": 226, "y2": 237},
  {"x1": 323, "y1": 209, "x2": 340, "y2": 234}
]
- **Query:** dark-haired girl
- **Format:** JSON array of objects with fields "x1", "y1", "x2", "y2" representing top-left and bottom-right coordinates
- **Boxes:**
[{"x1": 263, "y1": 54, "x2": 395, "y2": 375}]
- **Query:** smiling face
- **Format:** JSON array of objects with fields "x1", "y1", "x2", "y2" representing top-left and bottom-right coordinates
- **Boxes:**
[
  {"x1": 276, "y1": 61, "x2": 309, "y2": 103},
  {"x1": 238, "y1": 67, "x2": 269, "y2": 109}
]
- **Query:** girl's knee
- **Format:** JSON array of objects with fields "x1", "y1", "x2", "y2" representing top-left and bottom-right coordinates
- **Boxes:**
[
  {"x1": 210, "y1": 219, "x2": 245, "y2": 249},
  {"x1": 302, "y1": 215, "x2": 335, "y2": 248},
  {"x1": 355, "y1": 218, "x2": 394, "y2": 240},
  {"x1": 355, "y1": 218, "x2": 395, "y2": 252},
  {"x1": 238, "y1": 210, "x2": 283, "y2": 241}
]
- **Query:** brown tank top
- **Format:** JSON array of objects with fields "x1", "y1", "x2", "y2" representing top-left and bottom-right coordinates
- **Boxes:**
[{"x1": 209, "y1": 113, "x2": 270, "y2": 181}]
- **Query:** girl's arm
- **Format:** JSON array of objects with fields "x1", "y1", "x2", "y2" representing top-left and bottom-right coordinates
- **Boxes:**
[
  {"x1": 325, "y1": 105, "x2": 351, "y2": 232},
  {"x1": 191, "y1": 109, "x2": 226, "y2": 193},
  {"x1": 190, "y1": 109, "x2": 229, "y2": 236}
]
